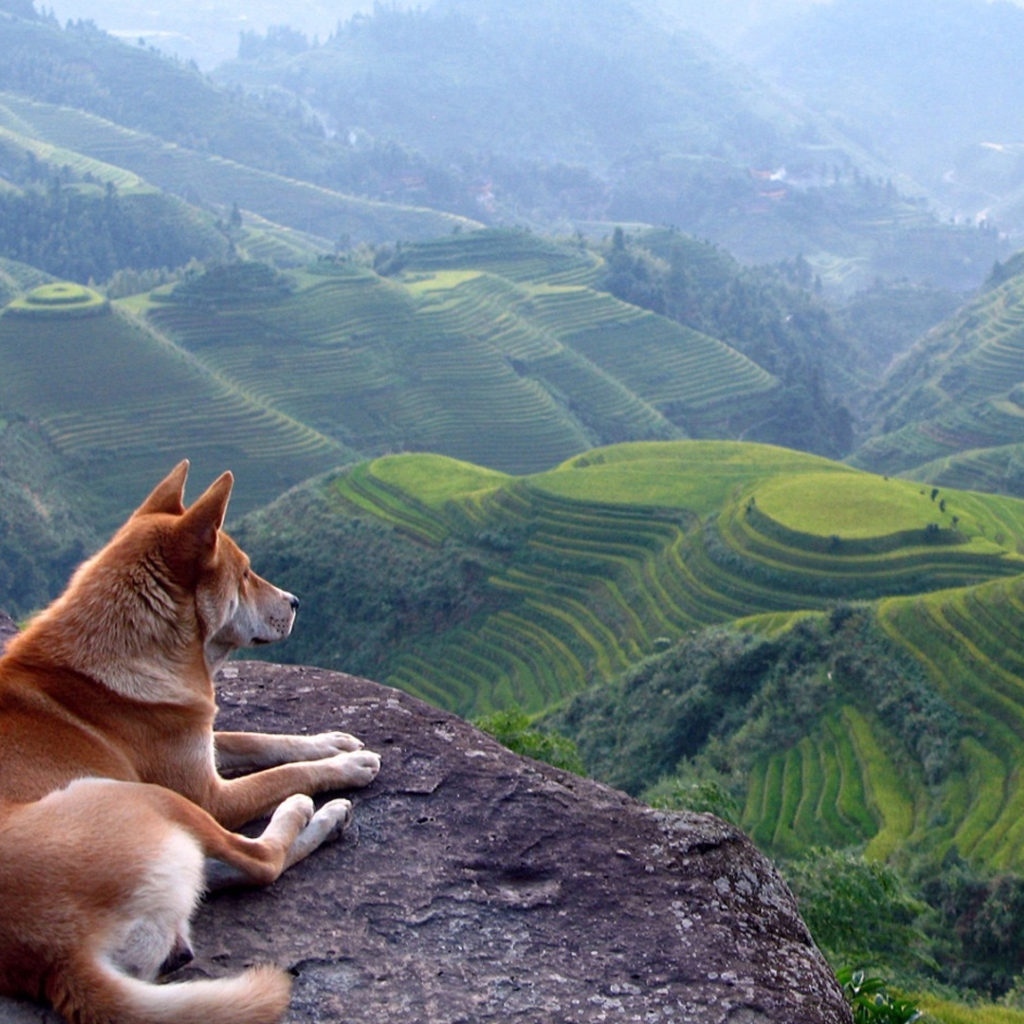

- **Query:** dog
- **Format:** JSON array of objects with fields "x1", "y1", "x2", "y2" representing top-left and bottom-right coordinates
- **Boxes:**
[{"x1": 0, "y1": 461, "x2": 381, "y2": 1024}]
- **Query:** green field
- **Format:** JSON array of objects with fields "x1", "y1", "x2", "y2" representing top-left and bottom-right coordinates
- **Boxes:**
[
  {"x1": 0, "y1": 300, "x2": 348, "y2": 524},
  {"x1": 342, "y1": 444, "x2": 1024, "y2": 715},
  {"x1": 238, "y1": 438, "x2": 1024, "y2": 874},
  {"x1": 140, "y1": 242, "x2": 778, "y2": 478},
  {"x1": 6, "y1": 281, "x2": 109, "y2": 318},
  {"x1": 0, "y1": 92, "x2": 479, "y2": 245},
  {"x1": 854, "y1": 269, "x2": 1024, "y2": 498}
]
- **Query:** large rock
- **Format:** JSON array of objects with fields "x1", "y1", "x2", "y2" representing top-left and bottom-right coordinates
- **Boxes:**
[{"x1": 0, "y1": 649, "x2": 851, "y2": 1023}]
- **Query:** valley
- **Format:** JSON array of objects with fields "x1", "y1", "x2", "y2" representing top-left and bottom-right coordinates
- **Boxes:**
[
  {"x1": 234, "y1": 442, "x2": 1024, "y2": 879},
  {"x1": 6, "y1": 0, "x2": 1024, "y2": 1013}
]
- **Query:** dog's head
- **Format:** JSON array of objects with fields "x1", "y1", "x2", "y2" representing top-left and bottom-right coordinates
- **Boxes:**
[{"x1": 131, "y1": 460, "x2": 300, "y2": 670}]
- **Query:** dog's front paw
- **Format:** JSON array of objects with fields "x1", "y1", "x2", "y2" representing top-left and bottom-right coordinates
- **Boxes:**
[
  {"x1": 311, "y1": 798, "x2": 354, "y2": 843},
  {"x1": 324, "y1": 749, "x2": 381, "y2": 791},
  {"x1": 277, "y1": 793, "x2": 316, "y2": 827},
  {"x1": 308, "y1": 731, "x2": 365, "y2": 757}
]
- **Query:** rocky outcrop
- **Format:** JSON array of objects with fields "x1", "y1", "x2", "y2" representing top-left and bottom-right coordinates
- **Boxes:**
[{"x1": 0, "y1": 630, "x2": 851, "y2": 1023}]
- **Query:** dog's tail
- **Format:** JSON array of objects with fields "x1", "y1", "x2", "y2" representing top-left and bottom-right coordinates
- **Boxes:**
[{"x1": 50, "y1": 959, "x2": 292, "y2": 1024}]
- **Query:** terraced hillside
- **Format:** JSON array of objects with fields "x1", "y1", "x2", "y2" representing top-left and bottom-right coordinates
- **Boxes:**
[
  {"x1": 0, "y1": 286, "x2": 348, "y2": 526},
  {"x1": 245, "y1": 441, "x2": 1020, "y2": 692},
  {"x1": 877, "y1": 576, "x2": 1024, "y2": 870},
  {"x1": 746, "y1": 560, "x2": 1024, "y2": 874},
  {"x1": 234, "y1": 438, "x2": 1024, "y2": 875},
  {"x1": 398, "y1": 231, "x2": 604, "y2": 286},
  {"x1": 0, "y1": 114, "x2": 329, "y2": 271},
  {"x1": 0, "y1": 230, "x2": 783, "y2": 531},
  {"x1": 0, "y1": 256, "x2": 50, "y2": 306},
  {"x1": 142, "y1": 237, "x2": 778, "y2": 474},
  {"x1": 855, "y1": 268, "x2": 1024, "y2": 496},
  {"x1": 0, "y1": 92, "x2": 478, "y2": 245}
]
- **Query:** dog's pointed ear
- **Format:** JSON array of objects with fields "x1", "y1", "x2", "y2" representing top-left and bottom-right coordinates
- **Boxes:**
[
  {"x1": 133, "y1": 460, "x2": 190, "y2": 518},
  {"x1": 177, "y1": 471, "x2": 233, "y2": 561}
]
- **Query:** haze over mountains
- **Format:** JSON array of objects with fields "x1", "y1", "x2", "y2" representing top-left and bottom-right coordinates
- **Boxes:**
[{"x1": 10, "y1": 0, "x2": 1024, "y2": 1011}]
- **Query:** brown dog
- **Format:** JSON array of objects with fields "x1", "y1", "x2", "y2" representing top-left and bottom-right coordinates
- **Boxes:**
[{"x1": 0, "y1": 461, "x2": 381, "y2": 1024}]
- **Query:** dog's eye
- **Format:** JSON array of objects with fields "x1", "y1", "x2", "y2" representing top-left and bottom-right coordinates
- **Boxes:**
[{"x1": 242, "y1": 569, "x2": 250, "y2": 581}]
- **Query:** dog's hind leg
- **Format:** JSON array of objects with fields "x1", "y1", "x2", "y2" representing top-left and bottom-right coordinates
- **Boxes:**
[
  {"x1": 1, "y1": 779, "x2": 293, "y2": 1024},
  {"x1": 204, "y1": 794, "x2": 354, "y2": 890}
]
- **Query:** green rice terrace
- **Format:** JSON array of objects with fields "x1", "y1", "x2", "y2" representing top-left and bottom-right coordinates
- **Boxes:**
[
  {"x1": 0, "y1": 232, "x2": 780, "y2": 531},
  {"x1": 0, "y1": 296, "x2": 348, "y2": 525},
  {"x1": 0, "y1": 92, "x2": 478, "y2": 245},
  {"x1": 139, "y1": 244, "x2": 776, "y2": 478},
  {"x1": 0, "y1": 112, "x2": 328, "y2": 271},
  {"x1": 4, "y1": 281, "x2": 109, "y2": 318},
  {"x1": 242, "y1": 439, "x2": 1024, "y2": 872},
  {"x1": 854, "y1": 267, "x2": 1024, "y2": 491}
]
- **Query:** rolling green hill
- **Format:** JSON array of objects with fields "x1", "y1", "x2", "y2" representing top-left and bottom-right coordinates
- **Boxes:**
[
  {"x1": 0, "y1": 283, "x2": 349, "y2": 528},
  {"x1": 854, "y1": 267, "x2": 1024, "y2": 495},
  {"x1": 0, "y1": 415, "x2": 100, "y2": 619},
  {"x1": 234, "y1": 439, "x2": 1024, "y2": 882},
  {"x1": 0, "y1": 8, "x2": 480, "y2": 223},
  {"x1": 139, "y1": 235, "x2": 778, "y2": 475},
  {"x1": 0, "y1": 92, "x2": 478, "y2": 247}
]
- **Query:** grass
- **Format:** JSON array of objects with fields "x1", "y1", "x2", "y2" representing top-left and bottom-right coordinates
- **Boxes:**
[
  {"x1": 844, "y1": 706, "x2": 916, "y2": 861},
  {"x1": 0, "y1": 303, "x2": 347, "y2": 526},
  {"x1": 916, "y1": 995, "x2": 1024, "y2": 1024},
  {"x1": 756, "y1": 471, "x2": 966, "y2": 538},
  {"x1": 952, "y1": 738, "x2": 1006, "y2": 859},
  {"x1": 309, "y1": 441, "x2": 1024, "y2": 738},
  {"x1": 742, "y1": 709, "x2": 882, "y2": 854},
  {"x1": 535, "y1": 441, "x2": 845, "y2": 515},
  {"x1": 5, "y1": 282, "x2": 109, "y2": 318},
  {"x1": 400, "y1": 230, "x2": 604, "y2": 287}
]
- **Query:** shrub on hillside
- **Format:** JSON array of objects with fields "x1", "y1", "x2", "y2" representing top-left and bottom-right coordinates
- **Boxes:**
[
  {"x1": 920, "y1": 856, "x2": 1024, "y2": 998},
  {"x1": 784, "y1": 848, "x2": 929, "y2": 974},
  {"x1": 551, "y1": 604, "x2": 960, "y2": 800},
  {"x1": 474, "y1": 707, "x2": 585, "y2": 774},
  {"x1": 164, "y1": 260, "x2": 294, "y2": 308},
  {"x1": 642, "y1": 775, "x2": 740, "y2": 824}
]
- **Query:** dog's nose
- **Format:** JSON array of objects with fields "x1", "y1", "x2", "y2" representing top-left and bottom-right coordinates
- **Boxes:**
[{"x1": 289, "y1": 594, "x2": 300, "y2": 611}]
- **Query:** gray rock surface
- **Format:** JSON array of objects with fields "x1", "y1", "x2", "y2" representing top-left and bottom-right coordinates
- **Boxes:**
[{"x1": 0, "y1": 637, "x2": 851, "y2": 1023}]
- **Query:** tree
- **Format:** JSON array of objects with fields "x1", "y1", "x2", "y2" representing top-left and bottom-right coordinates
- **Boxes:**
[{"x1": 784, "y1": 848, "x2": 928, "y2": 973}]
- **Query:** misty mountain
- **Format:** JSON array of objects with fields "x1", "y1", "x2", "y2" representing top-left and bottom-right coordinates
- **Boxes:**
[
  {"x1": 217, "y1": 0, "x2": 839, "y2": 173},
  {"x1": 740, "y1": 0, "x2": 1024, "y2": 229},
  {"x1": 211, "y1": 0, "x2": 1009, "y2": 286},
  {"x1": 0, "y1": 7, "x2": 479, "y2": 221}
]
